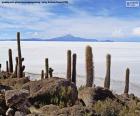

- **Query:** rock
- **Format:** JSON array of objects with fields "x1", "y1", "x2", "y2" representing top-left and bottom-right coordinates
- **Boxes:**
[
  {"x1": 40, "y1": 104, "x2": 59, "y2": 115},
  {"x1": 6, "y1": 108, "x2": 15, "y2": 116},
  {"x1": 0, "y1": 84, "x2": 13, "y2": 93},
  {"x1": 14, "y1": 111, "x2": 25, "y2": 116},
  {"x1": 5, "y1": 89, "x2": 30, "y2": 114},
  {"x1": 0, "y1": 93, "x2": 8, "y2": 115},
  {"x1": 28, "y1": 105, "x2": 98, "y2": 116},
  {"x1": 22, "y1": 77, "x2": 78, "y2": 107},
  {"x1": 78, "y1": 86, "x2": 115, "y2": 107},
  {"x1": 0, "y1": 71, "x2": 9, "y2": 79},
  {"x1": 0, "y1": 77, "x2": 30, "y2": 89},
  {"x1": 44, "y1": 105, "x2": 97, "y2": 116}
]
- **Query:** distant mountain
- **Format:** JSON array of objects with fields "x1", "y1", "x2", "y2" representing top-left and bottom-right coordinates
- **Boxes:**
[
  {"x1": 46, "y1": 35, "x2": 98, "y2": 42},
  {"x1": 0, "y1": 35, "x2": 114, "y2": 42}
]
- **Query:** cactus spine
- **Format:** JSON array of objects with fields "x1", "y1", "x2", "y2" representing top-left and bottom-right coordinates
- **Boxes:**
[
  {"x1": 8, "y1": 49, "x2": 13, "y2": 73},
  {"x1": 41, "y1": 70, "x2": 44, "y2": 80},
  {"x1": 6, "y1": 61, "x2": 9, "y2": 72},
  {"x1": 85, "y1": 46, "x2": 94, "y2": 87},
  {"x1": 45, "y1": 58, "x2": 49, "y2": 78},
  {"x1": 72, "y1": 53, "x2": 77, "y2": 84},
  {"x1": 104, "y1": 54, "x2": 111, "y2": 89},
  {"x1": 67, "y1": 50, "x2": 71, "y2": 81},
  {"x1": 17, "y1": 32, "x2": 23, "y2": 78},
  {"x1": 124, "y1": 68, "x2": 130, "y2": 95}
]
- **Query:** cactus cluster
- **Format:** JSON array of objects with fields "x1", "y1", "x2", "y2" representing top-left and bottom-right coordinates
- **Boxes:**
[
  {"x1": 66, "y1": 50, "x2": 77, "y2": 85},
  {"x1": 0, "y1": 32, "x2": 132, "y2": 96}
]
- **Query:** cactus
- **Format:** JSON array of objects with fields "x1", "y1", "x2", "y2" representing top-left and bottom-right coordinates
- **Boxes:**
[
  {"x1": 72, "y1": 53, "x2": 77, "y2": 85},
  {"x1": 49, "y1": 67, "x2": 53, "y2": 78},
  {"x1": 8, "y1": 49, "x2": 13, "y2": 73},
  {"x1": 124, "y1": 68, "x2": 130, "y2": 95},
  {"x1": 0, "y1": 64, "x2": 1, "y2": 72},
  {"x1": 104, "y1": 54, "x2": 111, "y2": 89},
  {"x1": 45, "y1": 58, "x2": 49, "y2": 78},
  {"x1": 67, "y1": 50, "x2": 71, "y2": 81},
  {"x1": 6, "y1": 61, "x2": 9, "y2": 72},
  {"x1": 17, "y1": 32, "x2": 24, "y2": 78},
  {"x1": 14, "y1": 57, "x2": 18, "y2": 77},
  {"x1": 41, "y1": 70, "x2": 44, "y2": 80},
  {"x1": 85, "y1": 46, "x2": 94, "y2": 87}
]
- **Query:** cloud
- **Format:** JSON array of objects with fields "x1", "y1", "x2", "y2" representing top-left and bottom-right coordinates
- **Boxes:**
[
  {"x1": 0, "y1": 0, "x2": 140, "y2": 40},
  {"x1": 132, "y1": 27, "x2": 140, "y2": 36}
]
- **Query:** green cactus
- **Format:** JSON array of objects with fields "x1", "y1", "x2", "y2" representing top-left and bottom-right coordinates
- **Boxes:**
[
  {"x1": 85, "y1": 46, "x2": 94, "y2": 87},
  {"x1": 104, "y1": 54, "x2": 111, "y2": 89},
  {"x1": 124, "y1": 68, "x2": 130, "y2": 95},
  {"x1": 14, "y1": 57, "x2": 18, "y2": 77},
  {"x1": 17, "y1": 32, "x2": 23, "y2": 78},
  {"x1": 8, "y1": 49, "x2": 13, "y2": 73},
  {"x1": 45, "y1": 58, "x2": 49, "y2": 78},
  {"x1": 41, "y1": 70, "x2": 44, "y2": 80},
  {"x1": 0, "y1": 64, "x2": 1, "y2": 72},
  {"x1": 67, "y1": 50, "x2": 71, "y2": 81},
  {"x1": 49, "y1": 67, "x2": 54, "y2": 78},
  {"x1": 6, "y1": 61, "x2": 9, "y2": 72},
  {"x1": 72, "y1": 53, "x2": 77, "y2": 85}
]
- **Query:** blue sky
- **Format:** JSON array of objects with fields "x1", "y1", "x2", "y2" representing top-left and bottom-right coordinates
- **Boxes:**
[{"x1": 0, "y1": 0, "x2": 140, "y2": 40}]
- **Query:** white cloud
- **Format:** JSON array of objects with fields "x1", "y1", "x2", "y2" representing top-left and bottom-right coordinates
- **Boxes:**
[
  {"x1": 132, "y1": 27, "x2": 140, "y2": 36},
  {"x1": 0, "y1": 2, "x2": 140, "y2": 39}
]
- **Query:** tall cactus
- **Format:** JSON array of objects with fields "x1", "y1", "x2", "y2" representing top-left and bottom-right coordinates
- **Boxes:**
[
  {"x1": 72, "y1": 53, "x2": 77, "y2": 84},
  {"x1": 14, "y1": 57, "x2": 18, "y2": 77},
  {"x1": 85, "y1": 46, "x2": 94, "y2": 87},
  {"x1": 8, "y1": 49, "x2": 13, "y2": 73},
  {"x1": 17, "y1": 32, "x2": 23, "y2": 78},
  {"x1": 6, "y1": 61, "x2": 9, "y2": 72},
  {"x1": 41, "y1": 70, "x2": 44, "y2": 80},
  {"x1": 124, "y1": 68, "x2": 130, "y2": 95},
  {"x1": 67, "y1": 50, "x2": 71, "y2": 81},
  {"x1": 104, "y1": 54, "x2": 111, "y2": 89},
  {"x1": 45, "y1": 58, "x2": 49, "y2": 78}
]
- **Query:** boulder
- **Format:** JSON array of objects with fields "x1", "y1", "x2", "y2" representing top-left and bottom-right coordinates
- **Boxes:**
[
  {"x1": 78, "y1": 86, "x2": 115, "y2": 107},
  {"x1": 5, "y1": 89, "x2": 30, "y2": 114},
  {"x1": 22, "y1": 77, "x2": 78, "y2": 107}
]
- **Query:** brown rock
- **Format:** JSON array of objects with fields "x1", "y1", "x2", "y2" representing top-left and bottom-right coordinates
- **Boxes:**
[
  {"x1": 22, "y1": 77, "x2": 78, "y2": 107},
  {"x1": 78, "y1": 86, "x2": 115, "y2": 107},
  {"x1": 5, "y1": 89, "x2": 30, "y2": 114}
]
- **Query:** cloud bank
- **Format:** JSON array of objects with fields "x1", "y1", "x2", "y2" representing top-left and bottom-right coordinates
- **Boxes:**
[{"x1": 0, "y1": 0, "x2": 140, "y2": 40}]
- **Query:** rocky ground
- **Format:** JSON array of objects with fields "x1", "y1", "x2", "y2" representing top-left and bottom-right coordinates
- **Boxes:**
[{"x1": 0, "y1": 71, "x2": 140, "y2": 116}]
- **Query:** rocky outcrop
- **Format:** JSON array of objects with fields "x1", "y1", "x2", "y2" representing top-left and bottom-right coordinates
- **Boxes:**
[
  {"x1": 28, "y1": 105, "x2": 98, "y2": 116},
  {"x1": 0, "y1": 77, "x2": 30, "y2": 89},
  {"x1": 78, "y1": 86, "x2": 115, "y2": 107},
  {"x1": 0, "y1": 93, "x2": 8, "y2": 115},
  {"x1": 22, "y1": 77, "x2": 78, "y2": 107},
  {"x1": 5, "y1": 89, "x2": 30, "y2": 115}
]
